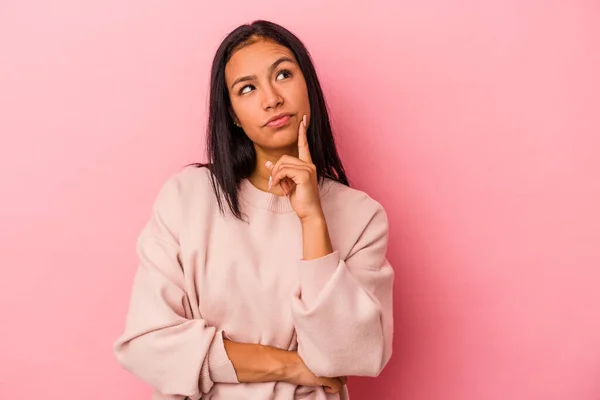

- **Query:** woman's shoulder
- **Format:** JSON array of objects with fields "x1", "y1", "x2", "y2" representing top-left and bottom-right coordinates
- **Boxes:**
[
  {"x1": 321, "y1": 177, "x2": 386, "y2": 216},
  {"x1": 169, "y1": 164, "x2": 213, "y2": 188},
  {"x1": 153, "y1": 164, "x2": 215, "y2": 206}
]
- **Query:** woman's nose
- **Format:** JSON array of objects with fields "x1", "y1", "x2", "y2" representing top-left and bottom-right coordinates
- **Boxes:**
[{"x1": 262, "y1": 84, "x2": 283, "y2": 110}]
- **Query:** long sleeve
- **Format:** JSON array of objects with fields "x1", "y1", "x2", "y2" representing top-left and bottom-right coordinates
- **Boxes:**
[
  {"x1": 113, "y1": 177, "x2": 239, "y2": 399},
  {"x1": 290, "y1": 202, "x2": 394, "y2": 378}
]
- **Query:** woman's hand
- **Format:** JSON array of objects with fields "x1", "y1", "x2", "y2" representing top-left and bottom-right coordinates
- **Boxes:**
[
  {"x1": 282, "y1": 350, "x2": 347, "y2": 394},
  {"x1": 266, "y1": 115, "x2": 323, "y2": 222}
]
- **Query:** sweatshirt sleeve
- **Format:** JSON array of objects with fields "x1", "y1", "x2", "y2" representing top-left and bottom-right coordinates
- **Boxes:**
[
  {"x1": 113, "y1": 176, "x2": 239, "y2": 399},
  {"x1": 290, "y1": 202, "x2": 394, "y2": 378}
]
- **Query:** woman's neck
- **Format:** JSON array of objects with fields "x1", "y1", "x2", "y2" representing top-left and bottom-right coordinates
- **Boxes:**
[{"x1": 249, "y1": 145, "x2": 298, "y2": 196}]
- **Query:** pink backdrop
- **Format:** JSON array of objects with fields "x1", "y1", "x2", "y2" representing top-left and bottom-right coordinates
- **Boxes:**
[{"x1": 1, "y1": 1, "x2": 599, "y2": 399}]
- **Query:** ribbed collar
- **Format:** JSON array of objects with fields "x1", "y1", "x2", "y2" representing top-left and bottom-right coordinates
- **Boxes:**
[{"x1": 238, "y1": 178, "x2": 333, "y2": 214}]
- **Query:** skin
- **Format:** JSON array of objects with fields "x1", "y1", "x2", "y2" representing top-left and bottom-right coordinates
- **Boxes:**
[{"x1": 221, "y1": 37, "x2": 346, "y2": 394}]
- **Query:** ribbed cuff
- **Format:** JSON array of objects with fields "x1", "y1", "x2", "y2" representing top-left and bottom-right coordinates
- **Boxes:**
[{"x1": 201, "y1": 330, "x2": 239, "y2": 385}]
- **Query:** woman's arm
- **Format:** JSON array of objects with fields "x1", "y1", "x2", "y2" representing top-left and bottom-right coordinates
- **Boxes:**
[
  {"x1": 266, "y1": 117, "x2": 393, "y2": 378},
  {"x1": 113, "y1": 177, "x2": 239, "y2": 399},
  {"x1": 222, "y1": 340, "x2": 286, "y2": 382},
  {"x1": 223, "y1": 340, "x2": 345, "y2": 393},
  {"x1": 291, "y1": 202, "x2": 394, "y2": 378}
]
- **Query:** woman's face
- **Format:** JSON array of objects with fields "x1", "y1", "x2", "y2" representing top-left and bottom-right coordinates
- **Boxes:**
[{"x1": 225, "y1": 38, "x2": 311, "y2": 152}]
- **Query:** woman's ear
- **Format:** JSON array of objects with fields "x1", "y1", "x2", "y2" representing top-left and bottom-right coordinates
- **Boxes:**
[{"x1": 229, "y1": 108, "x2": 241, "y2": 127}]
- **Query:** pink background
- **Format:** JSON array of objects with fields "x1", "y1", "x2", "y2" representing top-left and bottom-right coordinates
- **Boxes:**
[{"x1": 1, "y1": 1, "x2": 599, "y2": 399}]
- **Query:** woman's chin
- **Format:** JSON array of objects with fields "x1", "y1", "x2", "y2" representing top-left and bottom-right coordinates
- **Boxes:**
[{"x1": 267, "y1": 130, "x2": 298, "y2": 148}]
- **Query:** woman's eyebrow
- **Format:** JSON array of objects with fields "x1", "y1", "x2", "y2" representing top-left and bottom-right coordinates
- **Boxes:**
[{"x1": 230, "y1": 56, "x2": 295, "y2": 90}]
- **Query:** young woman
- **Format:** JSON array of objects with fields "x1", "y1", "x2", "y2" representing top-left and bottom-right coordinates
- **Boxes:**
[{"x1": 114, "y1": 20, "x2": 394, "y2": 400}]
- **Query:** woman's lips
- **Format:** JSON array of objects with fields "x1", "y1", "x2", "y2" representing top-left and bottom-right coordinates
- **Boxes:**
[{"x1": 266, "y1": 114, "x2": 292, "y2": 128}]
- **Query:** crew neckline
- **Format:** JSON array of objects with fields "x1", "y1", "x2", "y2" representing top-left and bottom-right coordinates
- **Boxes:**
[{"x1": 238, "y1": 177, "x2": 334, "y2": 214}]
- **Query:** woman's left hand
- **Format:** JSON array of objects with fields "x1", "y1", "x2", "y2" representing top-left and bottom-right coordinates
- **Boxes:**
[{"x1": 267, "y1": 115, "x2": 323, "y2": 222}]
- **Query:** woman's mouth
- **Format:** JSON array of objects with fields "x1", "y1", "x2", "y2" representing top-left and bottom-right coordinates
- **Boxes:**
[{"x1": 266, "y1": 114, "x2": 292, "y2": 128}]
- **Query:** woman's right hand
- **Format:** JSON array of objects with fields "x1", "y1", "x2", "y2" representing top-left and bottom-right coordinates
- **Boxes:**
[{"x1": 282, "y1": 351, "x2": 347, "y2": 394}]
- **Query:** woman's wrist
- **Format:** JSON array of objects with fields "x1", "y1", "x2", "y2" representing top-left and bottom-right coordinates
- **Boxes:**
[
  {"x1": 276, "y1": 348, "x2": 302, "y2": 382},
  {"x1": 263, "y1": 345, "x2": 298, "y2": 382},
  {"x1": 224, "y1": 339, "x2": 299, "y2": 383},
  {"x1": 300, "y1": 212, "x2": 333, "y2": 260},
  {"x1": 299, "y1": 209, "x2": 326, "y2": 226}
]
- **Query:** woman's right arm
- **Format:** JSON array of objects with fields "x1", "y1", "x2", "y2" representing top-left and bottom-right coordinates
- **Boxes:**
[
  {"x1": 113, "y1": 178, "x2": 239, "y2": 399},
  {"x1": 223, "y1": 340, "x2": 346, "y2": 394}
]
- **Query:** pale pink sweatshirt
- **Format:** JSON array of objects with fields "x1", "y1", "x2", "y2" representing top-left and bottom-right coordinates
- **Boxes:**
[{"x1": 114, "y1": 166, "x2": 394, "y2": 400}]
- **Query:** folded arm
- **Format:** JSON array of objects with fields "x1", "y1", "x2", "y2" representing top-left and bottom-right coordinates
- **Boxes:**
[{"x1": 291, "y1": 203, "x2": 394, "y2": 378}]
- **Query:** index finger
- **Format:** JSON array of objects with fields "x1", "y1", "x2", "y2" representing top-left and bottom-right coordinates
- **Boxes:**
[{"x1": 298, "y1": 114, "x2": 312, "y2": 163}]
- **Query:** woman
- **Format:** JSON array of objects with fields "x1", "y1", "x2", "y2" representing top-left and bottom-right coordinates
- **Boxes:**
[{"x1": 114, "y1": 20, "x2": 394, "y2": 400}]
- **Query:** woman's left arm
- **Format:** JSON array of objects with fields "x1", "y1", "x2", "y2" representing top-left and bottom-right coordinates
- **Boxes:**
[
  {"x1": 290, "y1": 203, "x2": 394, "y2": 379},
  {"x1": 268, "y1": 116, "x2": 393, "y2": 379}
]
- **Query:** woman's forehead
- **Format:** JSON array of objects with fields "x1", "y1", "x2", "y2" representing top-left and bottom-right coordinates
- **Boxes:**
[{"x1": 226, "y1": 40, "x2": 296, "y2": 76}]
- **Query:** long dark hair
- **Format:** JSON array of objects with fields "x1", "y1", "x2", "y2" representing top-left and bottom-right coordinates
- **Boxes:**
[{"x1": 190, "y1": 20, "x2": 349, "y2": 220}]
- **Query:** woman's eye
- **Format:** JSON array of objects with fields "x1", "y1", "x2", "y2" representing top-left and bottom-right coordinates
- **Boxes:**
[
  {"x1": 237, "y1": 71, "x2": 290, "y2": 95},
  {"x1": 239, "y1": 85, "x2": 254, "y2": 95},
  {"x1": 276, "y1": 70, "x2": 292, "y2": 80}
]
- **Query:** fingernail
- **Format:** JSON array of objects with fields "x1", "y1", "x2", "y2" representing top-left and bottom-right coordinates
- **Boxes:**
[
  {"x1": 265, "y1": 161, "x2": 273, "y2": 169},
  {"x1": 302, "y1": 115, "x2": 307, "y2": 128},
  {"x1": 268, "y1": 176, "x2": 272, "y2": 190}
]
